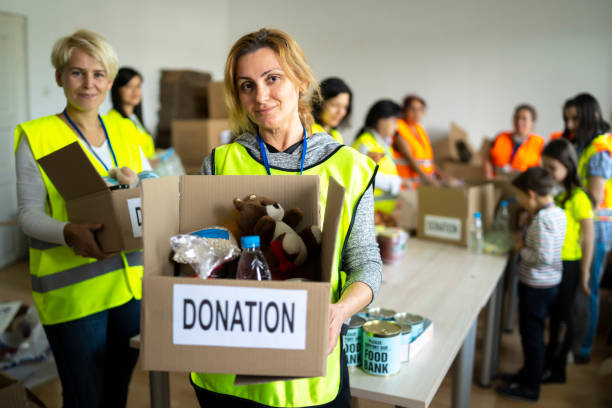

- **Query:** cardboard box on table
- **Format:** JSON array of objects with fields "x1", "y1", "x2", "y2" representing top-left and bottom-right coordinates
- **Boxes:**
[
  {"x1": 171, "y1": 119, "x2": 232, "y2": 166},
  {"x1": 140, "y1": 175, "x2": 345, "y2": 382},
  {"x1": 417, "y1": 183, "x2": 495, "y2": 247},
  {"x1": 432, "y1": 122, "x2": 477, "y2": 165},
  {"x1": 207, "y1": 81, "x2": 229, "y2": 118},
  {"x1": 37, "y1": 142, "x2": 143, "y2": 253}
]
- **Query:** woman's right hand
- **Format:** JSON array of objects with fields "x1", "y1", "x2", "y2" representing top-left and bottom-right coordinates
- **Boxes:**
[{"x1": 63, "y1": 223, "x2": 107, "y2": 260}]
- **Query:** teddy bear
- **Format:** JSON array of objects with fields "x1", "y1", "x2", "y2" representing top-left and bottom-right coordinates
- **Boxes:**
[{"x1": 233, "y1": 194, "x2": 322, "y2": 280}]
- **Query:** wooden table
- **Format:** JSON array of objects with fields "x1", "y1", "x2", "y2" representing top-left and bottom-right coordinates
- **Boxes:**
[
  {"x1": 134, "y1": 239, "x2": 506, "y2": 408},
  {"x1": 349, "y1": 239, "x2": 506, "y2": 408}
]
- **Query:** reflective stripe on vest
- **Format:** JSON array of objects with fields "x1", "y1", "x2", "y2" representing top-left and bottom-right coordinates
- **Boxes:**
[
  {"x1": 31, "y1": 251, "x2": 143, "y2": 293},
  {"x1": 393, "y1": 118, "x2": 434, "y2": 179},
  {"x1": 312, "y1": 122, "x2": 344, "y2": 144},
  {"x1": 15, "y1": 114, "x2": 145, "y2": 325},
  {"x1": 578, "y1": 133, "x2": 612, "y2": 217},
  {"x1": 490, "y1": 132, "x2": 543, "y2": 173},
  {"x1": 191, "y1": 139, "x2": 377, "y2": 407}
]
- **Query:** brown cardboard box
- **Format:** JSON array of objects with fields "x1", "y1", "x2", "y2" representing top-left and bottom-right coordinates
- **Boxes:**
[
  {"x1": 441, "y1": 161, "x2": 486, "y2": 184},
  {"x1": 393, "y1": 189, "x2": 418, "y2": 231},
  {"x1": 0, "y1": 372, "x2": 29, "y2": 408},
  {"x1": 140, "y1": 175, "x2": 345, "y2": 379},
  {"x1": 183, "y1": 163, "x2": 202, "y2": 175},
  {"x1": 432, "y1": 122, "x2": 476, "y2": 165},
  {"x1": 207, "y1": 81, "x2": 229, "y2": 118},
  {"x1": 38, "y1": 143, "x2": 143, "y2": 253},
  {"x1": 171, "y1": 119, "x2": 232, "y2": 165},
  {"x1": 417, "y1": 183, "x2": 495, "y2": 246}
]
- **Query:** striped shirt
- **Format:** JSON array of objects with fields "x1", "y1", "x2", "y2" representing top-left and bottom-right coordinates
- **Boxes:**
[{"x1": 518, "y1": 205, "x2": 567, "y2": 288}]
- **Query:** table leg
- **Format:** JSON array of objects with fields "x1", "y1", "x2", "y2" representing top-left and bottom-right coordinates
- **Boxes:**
[
  {"x1": 503, "y1": 255, "x2": 519, "y2": 333},
  {"x1": 491, "y1": 276, "x2": 505, "y2": 377},
  {"x1": 479, "y1": 275, "x2": 502, "y2": 387},
  {"x1": 150, "y1": 371, "x2": 170, "y2": 408},
  {"x1": 451, "y1": 318, "x2": 477, "y2": 408}
]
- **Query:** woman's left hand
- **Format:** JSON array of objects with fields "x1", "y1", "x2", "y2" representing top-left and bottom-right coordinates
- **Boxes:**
[{"x1": 328, "y1": 303, "x2": 348, "y2": 354}]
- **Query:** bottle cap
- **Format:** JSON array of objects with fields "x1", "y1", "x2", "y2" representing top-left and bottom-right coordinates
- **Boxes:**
[
  {"x1": 501, "y1": 200, "x2": 508, "y2": 207},
  {"x1": 241, "y1": 235, "x2": 260, "y2": 248},
  {"x1": 473, "y1": 212, "x2": 482, "y2": 219}
]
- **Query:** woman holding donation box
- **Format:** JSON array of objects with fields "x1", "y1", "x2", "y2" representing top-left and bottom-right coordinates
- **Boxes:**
[
  {"x1": 14, "y1": 30, "x2": 149, "y2": 407},
  {"x1": 195, "y1": 28, "x2": 382, "y2": 407}
]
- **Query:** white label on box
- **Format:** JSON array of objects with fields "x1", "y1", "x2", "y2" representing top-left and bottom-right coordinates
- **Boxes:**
[
  {"x1": 127, "y1": 198, "x2": 143, "y2": 238},
  {"x1": 424, "y1": 214, "x2": 462, "y2": 241},
  {"x1": 172, "y1": 284, "x2": 308, "y2": 349}
]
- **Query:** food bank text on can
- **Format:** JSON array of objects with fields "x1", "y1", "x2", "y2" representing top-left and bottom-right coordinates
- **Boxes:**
[{"x1": 362, "y1": 320, "x2": 401, "y2": 376}]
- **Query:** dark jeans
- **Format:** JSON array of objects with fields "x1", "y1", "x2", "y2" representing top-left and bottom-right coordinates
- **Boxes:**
[
  {"x1": 517, "y1": 283, "x2": 558, "y2": 392},
  {"x1": 192, "y1": 349, "x2": 351, "y2": 407},
  {"x1": 545, "y1": 260, "x2": 580, "y2": 376},
  {"x1": 43, "y1": 298, "x2": 140, "y2": 408}
]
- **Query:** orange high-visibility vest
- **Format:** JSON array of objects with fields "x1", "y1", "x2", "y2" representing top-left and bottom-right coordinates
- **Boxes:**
[
  {"x1": 549, "y1": 131, "x2": 563, "y2": 141},
  {"x1": 392, "y1": 118, "x2": 434, "y2": 180},
  {"x1": 490, "y1": 132, "x2": 544, "y2": 173},
  {"x1": 579, "y1": 134, "x2": 612, "y2": 219}
]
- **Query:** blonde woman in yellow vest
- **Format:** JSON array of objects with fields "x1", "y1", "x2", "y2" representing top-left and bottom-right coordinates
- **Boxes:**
[
  {"x1": 14, "y1": 30, "x2": 149, "y2": 407},
  {"x1": 193, "y1": 28, "x2": 382, "y2": 407},
  {"x1": 311, "y1": 77, "x2": 352, "y2": 144},
  {"x1": 353, "y1": 100, "x2": 403, "y2": 214},
  {"x1": 107, "y1": 67, "x2": 156, "y2": 158}
]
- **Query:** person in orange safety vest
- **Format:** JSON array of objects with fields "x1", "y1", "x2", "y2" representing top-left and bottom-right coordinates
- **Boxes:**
[{"x1": 485, "y1": 104, "x2": 544, "y2": 178}]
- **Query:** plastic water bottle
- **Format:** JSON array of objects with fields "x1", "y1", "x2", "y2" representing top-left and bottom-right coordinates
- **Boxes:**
[
  {"x1": 468, "y1": 212, "x2": 483, "y2": 254},
  {"x1": 491, "y1": 200, "x2": 510, "y2": 235},
  {"x1": 236, "y1": 236, "x2": 272, "y2": 280}
]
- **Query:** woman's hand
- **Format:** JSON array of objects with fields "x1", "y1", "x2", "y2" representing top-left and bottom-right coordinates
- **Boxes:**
[
  {"x1": 63, "y1": 222, "x2": 107, "y2": 260},
  {"x1": 580, "y1": 273, "x2": 592, "y2": 296},
  {"x1": 367, "y1": 152, "x2": 384, "y2": 163},
  {"x1": 328, "y1": 302, "x2": 348, "y2": 355}
]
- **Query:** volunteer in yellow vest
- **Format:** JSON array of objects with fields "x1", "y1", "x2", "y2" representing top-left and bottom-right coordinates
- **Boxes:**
[
  {"x1": 107, "y1": 66, "x2": 155, "y2": 158},
  {"x1": 193, "y1": 28, "x2": 382, "y2": 408},
  {"x1": 311, "y1": 77, "x2": 352, "y2": 144},
  {"x1": 561, "y1": 93, "x2": 612, "y2": 363},
  {"x1": 392, "y1": 94, "x2": 441, "y2": 188},
  {"x1": 353, "y1": 99, "x2": 402, "y2": 214},
  {"x1": 14, "y1": 30, "x2": 148, "y2": 407},
  {"x1": 486, "y1": 104, "x2": 544, "y2": 178}
]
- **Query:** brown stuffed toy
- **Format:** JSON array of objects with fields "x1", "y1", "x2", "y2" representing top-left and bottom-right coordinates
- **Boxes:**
[{"x1": 233, "y1": 194, "x2": 321, "y2": 280}]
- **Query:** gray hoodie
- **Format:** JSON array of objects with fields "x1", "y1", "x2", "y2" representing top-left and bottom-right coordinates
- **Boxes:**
[{"x1": 200, "y1": 132, "x2": 381, "y2": 300}]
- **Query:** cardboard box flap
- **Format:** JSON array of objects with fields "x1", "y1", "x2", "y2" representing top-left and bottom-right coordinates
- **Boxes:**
[
  {"x1": 320, "y1": 177, "x2": 345, "y2": 284},
  {"x1": 38, "y1": 142, "x2": 108, "y2": 200},
  {"x1": 142, "y1": 176, "x2": 180, "y2": 277}
]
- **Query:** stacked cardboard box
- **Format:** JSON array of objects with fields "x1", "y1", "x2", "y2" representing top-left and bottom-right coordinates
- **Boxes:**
[
  {"x1": 171, "y1": 81, "x2": 231, "y2": 174},
  {"x1": 156, "y1": 70, "x2": 212, "y2": 148}
]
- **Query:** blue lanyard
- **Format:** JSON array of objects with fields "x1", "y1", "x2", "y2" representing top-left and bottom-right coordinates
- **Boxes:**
[
  {"x1": 63, "y1": 109, "x2": 118, "y2": 171},
  {"x1": 256, "y1": 126, "x2": 307, "y2": 175}
]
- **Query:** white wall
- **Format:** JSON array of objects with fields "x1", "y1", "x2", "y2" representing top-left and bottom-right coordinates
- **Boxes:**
[
  {"x1": 0, "y1": 0, "x2": 229, "y2": 135},
  {"x1": 228, "y1": 0, "x2": 612, "y2": 146},
  {"x1": 1, "y1": 0, "x2": 611, "y2": 148}
]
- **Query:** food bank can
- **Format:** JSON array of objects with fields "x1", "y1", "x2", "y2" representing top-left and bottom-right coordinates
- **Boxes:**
[
  {"x1": 394, "y1": 313, "x2": 424, "y2": 341},
  {"x1": 343, "y1": 316, "x2": 365, "y2": 367},
  {"x1": 362, "y1": 320, "x2": 402, "y2": 376},
  {"x1": 367, "y1": 307, "x2": 396, "y2": 321},
  {"x1": 393, "y1": 322, "x2": 412, "y2": 363},
  {"x1": 376, "y1": 227, "x2": 408, "y2": 264}
]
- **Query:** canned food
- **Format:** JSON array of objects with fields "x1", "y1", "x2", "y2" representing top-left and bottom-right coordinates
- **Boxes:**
[
  {"x1": 343, "y1": 316, "x2": 366, "y2": 367},
  {"x1": 367, "y1": 307, "x2": 396, "y2": 321},
  {"x1": 361, "y1": 320, "x2": 402, "y2": 376},
  {"x1": 376, "y1": 227, "x2": 409, "y2": 264},
  {"x1": 393, "y1": 321, "x2": 412, "y2": 363},
  {"x1": 356, "y1": 308, "x2": 369, "y2": 319},
  {"x1": 394, "y1": 313, "x2": 424, "y2": 340}
]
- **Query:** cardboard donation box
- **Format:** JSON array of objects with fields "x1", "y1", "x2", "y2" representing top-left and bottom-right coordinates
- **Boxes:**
[
  {"x1": 141, "y1": 175, "x2": 345, "y2": 380},
  {"x1": 432, "y1": 122, "x2": 477, "y2": 165},
  {"x1": 0, "y1": 372, "x2": 28, "y2": 408},
  {"x1": 441, "y1": 162, "x2": 486, "y2": 184},
  {"x1": 171, "y1": 119, "x2": 231, "y2": 166},
  {"x1": 417, "y1": 183, "x2": 495, "y2": 246},
  {"x1": 207, "y1": 81, "x2": 229, "y2": 118},
  {"x1": 38, "y1": 142, "x2": 143, "y2": 253}
]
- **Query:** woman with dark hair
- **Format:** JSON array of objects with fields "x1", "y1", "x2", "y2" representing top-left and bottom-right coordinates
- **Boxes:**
[
  {"x1": 561, "y1": 93, "x2": 612, "y2": 363},
  {"x1": 107, "y1": 67, "x2": 155, "y2": 157},
  {"x1": 541, "y1": 138, "x2": 594, "y2": 382},
  {"x1": 311, "y1": 77, "x2": 352, "y2": 144},
  {"x1": 486, "y1": 104, "x2": 544, "y2": 178},
  {"x1": 353, "y1": 100, "x2": 402, "y2": 214}
]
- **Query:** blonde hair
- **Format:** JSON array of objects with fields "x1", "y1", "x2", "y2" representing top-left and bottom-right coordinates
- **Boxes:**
[
  {"x1": 51, "y1": 29, "x2": 118, "y2": 79},
  {"x1": 224, "y1": 28, "x2": 320, "y2": 136}
]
